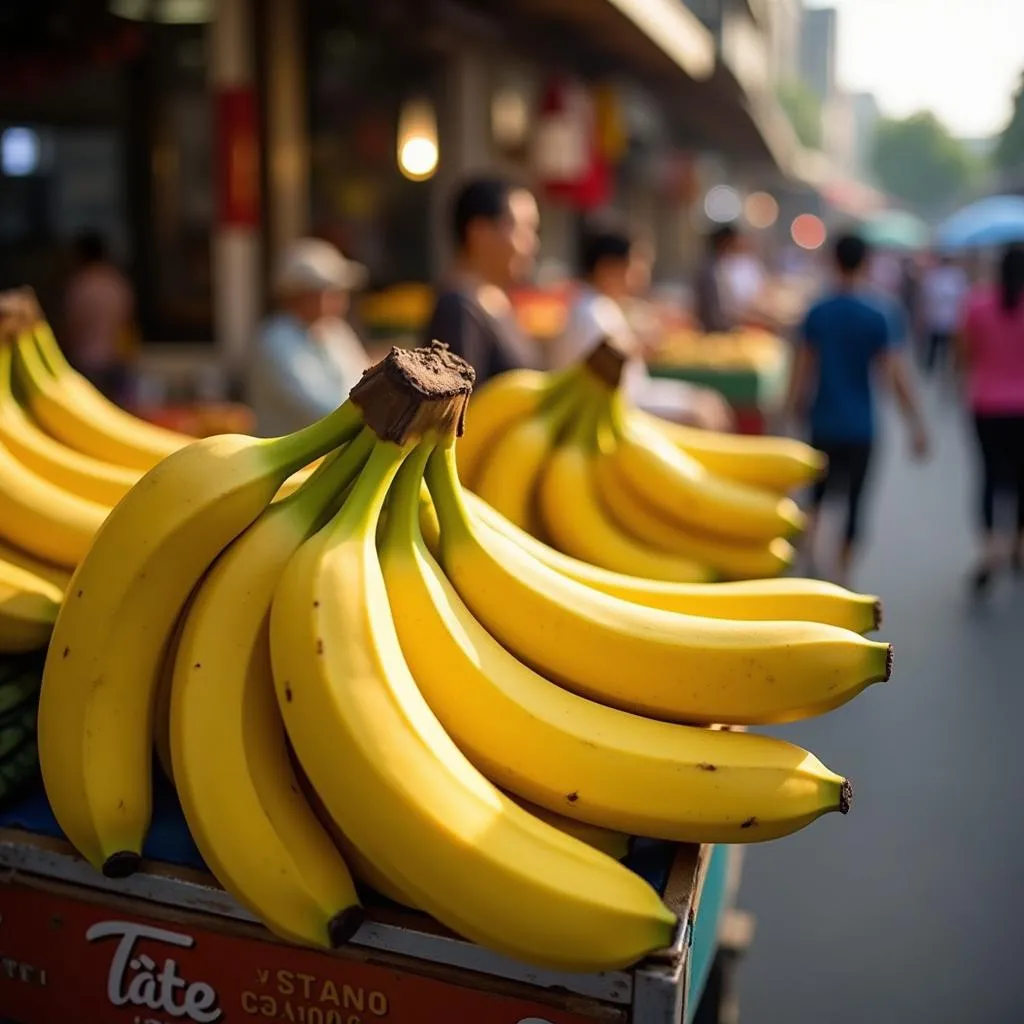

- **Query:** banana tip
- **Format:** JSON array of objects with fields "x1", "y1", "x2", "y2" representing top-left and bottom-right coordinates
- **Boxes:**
[
  {"x1": 872, "y1": 599, "x2": 884, "y2": 631},
  {"x1": 327, "y1": 906, "x2": 366, "y2": 948},
  {"x1": 102, "y1": 850, "x2": 141, "y2": 879},
  {"x1": 839, "y1": 779, "x2": 853, "y2": 815},
  {"x1": 884, "y1": 643, "x2": 894, "y2": 681}
]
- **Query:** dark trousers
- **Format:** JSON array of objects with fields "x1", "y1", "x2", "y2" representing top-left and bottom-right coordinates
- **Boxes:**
[
  {"x1": 925, "y1": 331, "x2": 953, "y2": 374},
  {"x1": 810, "y1": 439, "x2": 874, "y2": 543},
  {"x1": 973, "y1": 414, "x2": 1024, "y2": 533}
]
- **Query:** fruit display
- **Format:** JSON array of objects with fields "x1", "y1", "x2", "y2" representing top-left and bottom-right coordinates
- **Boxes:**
[
  {"x1": 458, "y1": 340, "x2": 831, "y2": 586},
  {"x1": 29, "y1": 337, "x2": 895, "y2": 974},
  {"x1": 651, "y1": 326, "x2": 786, "y2": 372}
]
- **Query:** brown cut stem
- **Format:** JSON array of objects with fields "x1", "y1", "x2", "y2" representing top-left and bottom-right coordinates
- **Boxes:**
[
  {"x1": 584, "y1": 336, "x2": 631, "y2": 389},
  {"x1": 350, "y1": 342, "x2": 475, "y2": 446}
]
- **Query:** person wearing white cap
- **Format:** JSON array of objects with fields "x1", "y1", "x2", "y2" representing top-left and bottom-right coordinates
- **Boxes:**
[{"x1": 247, "y1": 238, "x2": 373, "y2": 436}]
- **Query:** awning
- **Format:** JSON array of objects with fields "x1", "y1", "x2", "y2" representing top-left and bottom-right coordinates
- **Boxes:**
[{"x1": 503, "y1": 0, "x2": 716, "y2": 83}]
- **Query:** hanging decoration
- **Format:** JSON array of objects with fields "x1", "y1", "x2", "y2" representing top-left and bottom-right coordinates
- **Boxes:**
[{"x1": 532, "y1": 76, "x2": 610, "y2": 212}]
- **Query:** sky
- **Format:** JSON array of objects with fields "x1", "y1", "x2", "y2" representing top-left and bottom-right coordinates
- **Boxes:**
[{"x1": 806, "y1": 0, "x2": 1024, "y2": 138}]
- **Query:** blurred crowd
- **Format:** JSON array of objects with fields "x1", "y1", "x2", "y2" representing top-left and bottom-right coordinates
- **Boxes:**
[{"x1": 50, "y1": 173, "x2": 1024, "y2": 594}]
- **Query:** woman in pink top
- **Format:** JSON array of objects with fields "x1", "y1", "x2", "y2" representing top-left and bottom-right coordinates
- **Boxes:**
[{"x1": 958, "y1": 245, "x2": 1024, "y2": 592}]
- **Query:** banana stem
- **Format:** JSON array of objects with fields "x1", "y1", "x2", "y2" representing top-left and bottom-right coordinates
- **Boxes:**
[
  {"x1": 323, "y1": 441, "x2": 410, "y2": 542},
  {"x1": 266, "y1": 400, "x2": 364, "y2": 476},
  {"x1": 425, "y1": 444, "x2": 475, "y2": 546},
  {"x1": 281, "y1": 428, "x2": 377, "y2": 525},
  {"x1": 382, "y1": 442, "x2": 434, "y2": 552}
]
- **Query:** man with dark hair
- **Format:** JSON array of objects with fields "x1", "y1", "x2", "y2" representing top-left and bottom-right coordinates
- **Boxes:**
[
  {"x1": 784, "y1": 230, "x2": 929, "y2": 583},
  {"x1": 552, "y1": 224, "x2": 733, "y2": 428},
  {"x1": 694, "y1": 223, "x2": 740, "y2": 333},
  {"x1": 422, "y1": 176, "x2": 541, "y2": 384}
]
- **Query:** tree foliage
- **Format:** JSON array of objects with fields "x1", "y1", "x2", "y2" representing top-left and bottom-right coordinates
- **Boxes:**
[
  {"x1": 871, "y1": 112, "x2": 978, "y2": 215},
  {"x1": 995, "y1": 72, "x2": 1024, "y2": 172},
  {"x1": 777, "y1": 79, "x2": 822, "y2": 150}
]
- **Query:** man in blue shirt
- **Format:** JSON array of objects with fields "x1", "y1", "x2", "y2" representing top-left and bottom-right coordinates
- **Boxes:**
[{"x1": 785, "y1": 232, "x2": 928, "y2": 583}]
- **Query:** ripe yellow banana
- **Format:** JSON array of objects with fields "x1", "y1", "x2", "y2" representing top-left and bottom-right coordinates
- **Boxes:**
[
  {"x1": 427, "y1": 444, "x2": 891, "y2": 725},
  {"x1": 0, "y1": 556, "x2": 62, "y2": 652},
  {"x1": 606, "y1": 394, "x2": 805, "y2": 543},
  {"x1": 639, "y1": 410, "x2": 826, "y2": 493},
  {"x1": 472, "y1": 383, "x2": 583, "y2": 534},
  {"x1": 0, "y1": 437, "x2": 109, "y2": 568},
  {"x1": 592, "y1": 451, "x2": 794, "y2": 580},
  {"x1": 38, "y1": 399, "x2": 361, "y2": 876},
  {"x1": 382, "y1": 448, "x2": 851, "y2": 842},
  {"x1": 0, "y1": 539, "x2": 72, "y2": 592},
  {"x1": 17, "y1": 330, "x2": 189, "y2": 470},
  {"x1": 272, "y1": 437, "x2": 677, "y2": 972},
  {"x1": 538, "y1": 398, "x2": 710, "y2": 583},
  {"x1": 0, "y1": 344, "x2": 140, "y2": 505},
  {"x1": 171, "y1": 436, "x2": 373, "y2": 948},
  {"x1": 423, "y1": 489, "x2": 878, "y2": 633},
  {"x1": 511, "y1": 799, "x2": 631, "y2": 860},
  {"x1": 457, "y1": 368, "x2": 561, "y2": 487}
]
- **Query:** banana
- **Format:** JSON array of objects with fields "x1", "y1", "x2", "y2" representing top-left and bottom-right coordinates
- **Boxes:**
[
  {"x1": 472, "y1": 383, "x2": 582, "y2": 535},
  {"x1": 272, "y1": 427, "x2": 677, "y2": 971},
  {"x1": 0, "y1": 539, "x2": 72, "y2": 593},
  {"x1": 427, "y1": 443, "x2": 892, "y2": 726},
  {"x1": 457, "y1": 368, "x2": 564, "y2": 487},
  {"x1": 640, "y1": 410, "x2": 826, "y2": 493},
  {"x1": 606, "y1": 394, "x2": 805, "y2": 543},
  {"x1": 0, "y1": 345, "x2": 141, "y2": 505},
  {"x1": 17, "y1": 330, "x2": 189, "y2": 470},
  {"x1": 592, "y1": 452, "x2": 794, "y2": 580},
  {"x1": 425, "y1": 488, "x2": 878, "y2": 632},
  {"x1": 382, "y1": 447, "x2": 851, "y2": 843},
  {"x1": 171, "y1": 436, "x2": 373, "y2": 948},
  {"x1": 0, "y1": 557, "x2": 62, "y2": 652},
  {"x1": 538, "y1": 398, "x2": 710, "y2": 583},
  {"x1": 38, "y1": 399, "x2": 361, "y2": 876},
  {"x1": 0, "y1": 437, "x2": 109, "y2": 568},
  {"x1": 513, "y1": 799, "x2": 631, "y2": 860}
]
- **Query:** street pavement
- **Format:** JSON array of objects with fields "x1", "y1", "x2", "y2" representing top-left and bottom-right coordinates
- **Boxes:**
[{"x1": 737, "y1": 384, "x2": 1024, "y2": 1024}]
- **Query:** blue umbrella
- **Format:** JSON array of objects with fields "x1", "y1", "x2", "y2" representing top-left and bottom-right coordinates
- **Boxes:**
[{"x1": 935, "y1": 195, "x2": 1024, "y2": 250}]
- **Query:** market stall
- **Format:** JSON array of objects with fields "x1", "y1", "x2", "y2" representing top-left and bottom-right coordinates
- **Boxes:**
[
  {"x1": 0, "y1": 803, "x2": 739, "y2": 1024},
  {"x1": 0, "y1": 299, "x2": 892, "y2": 1024}
]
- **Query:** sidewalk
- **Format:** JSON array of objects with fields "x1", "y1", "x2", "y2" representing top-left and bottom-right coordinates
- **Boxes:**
[{"x1": 738, "y1": 385, "x2": 1024, "y2": 1023}]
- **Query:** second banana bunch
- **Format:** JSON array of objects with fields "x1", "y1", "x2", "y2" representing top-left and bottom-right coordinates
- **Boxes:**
[
  {"x1": 460, "y1": 338, "x2": 829, "y2": 585},
  {"x1": 37, "y1": 341, "x2": 892, "y2": 974}
]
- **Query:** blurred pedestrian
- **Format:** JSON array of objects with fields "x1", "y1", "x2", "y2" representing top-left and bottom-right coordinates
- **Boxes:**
[
  {"x1": 553, "y1": 225, "x2": 733, "y2": 429},
  {"x1": 921, "y1": 254, "x2": 969, "y2": 377},
  {"x1": 956, "y1": 244, "x2": 1024, "y2": 594},
  {"x1": 784, "y1": 232, "x2": 929, "y2": 584},
  {"x1": 248, "y1": 238, "x2": 372, "y2": 437},
  {"x1": 62, "y1": 230, "x2": 135, "y2": 401},
  {"x1": 422, "y1": 177, "x2": 541, "y2": 385},
  {"x1": 694, "y1": 224, "x2": 740, "y2": 333}
]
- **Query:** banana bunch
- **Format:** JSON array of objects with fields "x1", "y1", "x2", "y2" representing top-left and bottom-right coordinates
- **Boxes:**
[
  {"x1": 0, "y1": 289, "x2": 321, "y2": 650},
  {"x1": 459, "y1": 342, "x2": 828, "y2": 582},
  {"x1": 38, "y1": 343, "x2": 892, "y2": 974}
]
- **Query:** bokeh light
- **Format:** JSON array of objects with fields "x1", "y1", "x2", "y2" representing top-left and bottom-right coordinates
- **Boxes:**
[
  {"x1": 791, "y1": 214, "x2": 827, "y2": 250},
  {"x1": 704, "y1": 185, "x2": 742, "y2": 224},
  {"x1": 745, "y1": 191, "x2": 779, "y2": 229}
]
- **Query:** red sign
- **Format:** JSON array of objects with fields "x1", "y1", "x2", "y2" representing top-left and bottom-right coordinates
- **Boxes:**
[
  {"x1": 0, "y1": 881, "x2": 616, "y2": 1023},
  {"x1": 216, "y1": 88, "x2": 261, "y2": 228}
]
